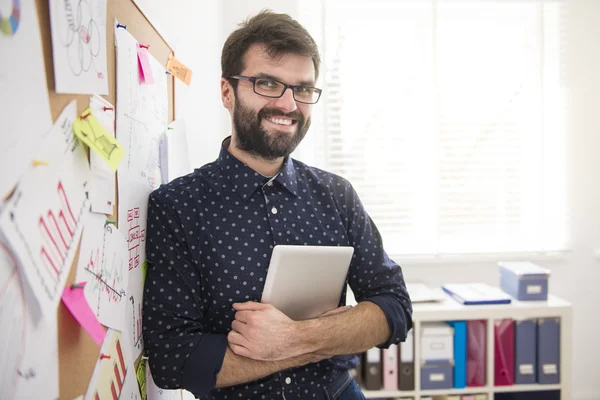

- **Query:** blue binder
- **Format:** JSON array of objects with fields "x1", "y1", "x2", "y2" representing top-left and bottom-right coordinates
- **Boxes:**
[
  {"x1": 514, "y1": 319, "x2": 537, "y2": 384},
  {"x1": 537, "y1": 318, "x2": 560, "y2": 384},
  {"x1": 447, "y1": 321, "x2": 466, "y2": 388}
]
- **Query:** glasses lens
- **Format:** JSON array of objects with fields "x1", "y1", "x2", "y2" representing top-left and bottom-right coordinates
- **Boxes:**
[
  {"x1": 254, "y1": 78, "x2": 285, "y2": 97},
  {"x1": 293, "y1": 87, "x2": 321, "y2": 104}
]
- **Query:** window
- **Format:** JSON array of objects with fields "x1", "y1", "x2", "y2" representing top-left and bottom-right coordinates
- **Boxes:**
[{"x1": 320, "y1": 0, "x2": 567, "y2": 257}]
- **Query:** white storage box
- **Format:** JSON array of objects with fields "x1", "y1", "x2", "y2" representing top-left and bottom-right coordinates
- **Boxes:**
[{"x1": 421, "y1": 322, "x2": 454, "y2": 362}]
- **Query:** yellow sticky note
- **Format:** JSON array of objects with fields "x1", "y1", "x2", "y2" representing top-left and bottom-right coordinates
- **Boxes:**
[
  {"x1": 166, "y1": 56, "x2": 192, "y2": 86},
  {"x1": 136, "y1": 356, "x2": 147, "y2": 400},
  {"x1": 72, "y1": 108, "x2": 125, "y2": 171}
]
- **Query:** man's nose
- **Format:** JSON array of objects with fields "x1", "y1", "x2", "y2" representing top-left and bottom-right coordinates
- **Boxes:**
[{"x1": 273, "y1": 87, "x2": 297, "y2": 113}]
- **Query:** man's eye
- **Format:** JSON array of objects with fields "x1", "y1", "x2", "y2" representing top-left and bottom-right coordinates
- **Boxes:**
[
  {"x1": 256, "y1": 79, "x2": 277, "y2": 88},
  {"x1": 295, "y1": 86, "x2": 310, "y2": 93}
]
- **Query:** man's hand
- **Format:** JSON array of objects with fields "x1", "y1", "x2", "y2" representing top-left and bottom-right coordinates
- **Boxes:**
[{"x1": 228, "y1": 302, "x2": 301, "y2": 361}]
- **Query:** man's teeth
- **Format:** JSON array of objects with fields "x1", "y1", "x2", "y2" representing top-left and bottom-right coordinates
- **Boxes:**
[{"x1": 267, "y1": 117, "x2": 293, "y2": 126}]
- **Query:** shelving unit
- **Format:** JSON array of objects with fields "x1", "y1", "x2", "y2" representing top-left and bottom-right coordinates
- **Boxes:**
[{"x1": 360, "y1": 291, "x2": 572, "y2": 400}]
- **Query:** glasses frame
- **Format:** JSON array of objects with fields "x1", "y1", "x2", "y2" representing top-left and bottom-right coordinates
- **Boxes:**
[{"x1": 228, "y1": 75, "x2": 322, "y2": 104}]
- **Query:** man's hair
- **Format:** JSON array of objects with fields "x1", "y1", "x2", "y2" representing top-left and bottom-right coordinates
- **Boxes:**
[{"x1": 221, "y1": 10, "x2": 320, "y2": 87}]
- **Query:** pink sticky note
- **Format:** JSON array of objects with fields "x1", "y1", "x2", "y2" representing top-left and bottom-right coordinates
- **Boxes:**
[
  {"x1": 137, "y1": 47, "x2": 155, "y2": 84},
  {"x1": 62, "y1": 282, "x2": 106, "y2": 345}
]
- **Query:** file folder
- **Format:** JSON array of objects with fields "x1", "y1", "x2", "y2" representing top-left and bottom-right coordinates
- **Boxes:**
[
  {"x1": 514, "y1": 319, "x2": 536, "y2": 384},
  {"x1": 383, "y1": 344, "x2": 398, "y2": 390},
  {"x1": 466, "y1": 320, "x2": 486, "y2": 387},
  {"x1": 537, "y1": 318, "x2": 560, "y2": 384},
  {"x1": 448, "y1": 321, "x2": 467, "y2": 388},
  {"x1": 494, "y1": 318, "x2": 514, "y2": 386},
  {"x1": 398, "y1": 330, "x2": 415, "y2": 390},
  {"x1": 364, "y1": 347, "x2": 382, "y2": 390}
]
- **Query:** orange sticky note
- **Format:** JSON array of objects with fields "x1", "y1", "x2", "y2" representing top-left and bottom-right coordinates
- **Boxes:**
[
  {"x1": 137, "y1": 47, "x2": 155, "y2": 84},
  {"x1": 62, "y1": 282, "x2": 106, "y2": 345},
  {"x1": 166, "y1": 56, "x2": 192, "y2": 86}
]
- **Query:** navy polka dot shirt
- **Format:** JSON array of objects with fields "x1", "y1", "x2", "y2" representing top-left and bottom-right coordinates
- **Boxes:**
[{"x1": 143, "y1": 138, "x2": 412, "y2": 399}]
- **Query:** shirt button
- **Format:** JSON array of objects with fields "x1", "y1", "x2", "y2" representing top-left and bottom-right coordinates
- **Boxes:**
[
  {"x1": 271, "y1": 207, "x2": 278, "y2": 215},
  {"x1": 285, "y1": 377, "x2": 291, "y2": 384},
  {"x1": 267, "y1": 181, "x2": 273, "y2": 186}
]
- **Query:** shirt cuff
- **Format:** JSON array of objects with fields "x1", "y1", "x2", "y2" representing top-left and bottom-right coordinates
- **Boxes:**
[
  {"x1": 364, "y1": 295, "x2": 412, "y2": 348},
  {"x1": 182, "y1": 333, "x2": 228, "y2": 398}
]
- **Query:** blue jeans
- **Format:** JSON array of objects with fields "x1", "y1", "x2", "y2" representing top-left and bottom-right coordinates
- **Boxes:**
[{"x1": 338, "y1": 380, "x2": 366, "y2": 400}]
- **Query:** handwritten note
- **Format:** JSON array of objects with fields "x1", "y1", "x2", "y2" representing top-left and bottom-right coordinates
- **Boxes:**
[
  {"x1": 166, "y1": 56, "x2": 192, "y2": 86},
  {"x1": 72, "y1": 108, "x2": 125, "y2": 171},
  {"x1": 137, "y1": 47, "x2": 155, "y2": 84},
  {"x1": 61, "y1": 282, "x2": 106, "y2": 345}
]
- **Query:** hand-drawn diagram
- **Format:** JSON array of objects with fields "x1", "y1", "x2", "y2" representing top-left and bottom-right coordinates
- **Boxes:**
[
  {"x1": 0, "y1": 241, "x2": 26, "y2": 400},
  {"x1": 82, "y1": 223, "x2": 129, "y2": 331},
  {"x1": 49, "y1": 0, "x2": 108, "y2": 94},
  {"x1": 85, "y1": 330, "x2": 140, "y2": 400},
  {"x1": 0, "y1": 0, "x2": 21, "y2": 36}
]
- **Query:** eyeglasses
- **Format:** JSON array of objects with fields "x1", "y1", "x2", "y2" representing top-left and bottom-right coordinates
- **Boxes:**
[{"x1": 228, "y1": 75, "x2": 322, "y2": 104}]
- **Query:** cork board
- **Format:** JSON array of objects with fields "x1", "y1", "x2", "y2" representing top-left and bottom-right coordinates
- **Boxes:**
[{"x1": 33, "y1": 0, "x2": 175, "y2": 398}]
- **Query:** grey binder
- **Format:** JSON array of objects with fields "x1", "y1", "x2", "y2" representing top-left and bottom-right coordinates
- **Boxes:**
[
  {"x1": 514, "y1": 319, "x2": 536, "y2": 384},
  {"x1": 537, "y1": 318, "x2": 560, "y2": 384},
  {"x1": 398, "y1": 330, "x2": 415, "y2": 390}
]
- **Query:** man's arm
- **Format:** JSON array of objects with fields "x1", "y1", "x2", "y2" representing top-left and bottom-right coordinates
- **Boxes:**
[
  {"x1": 215, "y1": 346, "x2": 325, "y2": 388},
  {"x1": 294, "y1": 301, "x2": 389, "y2": 356}
]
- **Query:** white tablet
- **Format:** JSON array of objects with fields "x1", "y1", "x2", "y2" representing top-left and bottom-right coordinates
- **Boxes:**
[{"x1": 261, "y1": 245, "x2": 354, "y2": 321}]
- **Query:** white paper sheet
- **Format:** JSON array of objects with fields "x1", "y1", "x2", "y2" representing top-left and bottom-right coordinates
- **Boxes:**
[
  {"x1": 0, "y1": 0, "x2": 53, "y2": 198},
  {"x1": 147, "y1": 364, "x2": 182, "y2": 400},
  {"x1": 0, "y1": 238, "x2": 59, "y2": 400},
  {"x1": 83, "y1": 223, "x2": 129, "y2": 331},
  {"x1": 49, "y1": 0, "x2": 108, "y2": 94},
  {"x1": 115, "y1": 20, "x2": 169, "y2": 360},
  {"x1": 161, "y1": 120, "x2": 192, "y2": 183},
  {"x1": 75, "y1": 211, "x2": 108, "y2": 283},
  {"x1": 88, "y1": 94, "x2": 116, "y2": 214},
  {"x1": 0, "y1": 101, "x2": 91, "y2": 319},
  {"x1": 85, "y1": 329, "x2": 139, "y2": 400}
]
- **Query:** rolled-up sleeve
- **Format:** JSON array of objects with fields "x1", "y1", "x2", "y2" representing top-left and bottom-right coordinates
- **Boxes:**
[
  {"x1": 341, "y1": 181, "x2": 413, "y2": 348},
  {"x1": 143, "y1": 188, "x2": 227, "y2": 397}
]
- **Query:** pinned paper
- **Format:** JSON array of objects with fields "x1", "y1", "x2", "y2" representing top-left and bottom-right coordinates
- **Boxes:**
[
  {"x1": 166, "y1": 56, "x2": 192, "y2": 86},
  {"x1": 137, "y1": 47, "x2": 155, "y2": 84},
  {"x1": 61, "y1": 282, "x2": 106, "y2": 345},
  {"x1": 72, "y1": 108, "x2": 125, "y2": 171},
  {"x1": 136, "y1": 356, "x2": 147, "y2": 400}
]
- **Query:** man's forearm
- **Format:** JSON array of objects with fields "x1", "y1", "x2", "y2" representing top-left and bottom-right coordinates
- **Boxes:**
[
  {"x1": 294, "y1": 301, "x2": 391, "y2": 356},
  {"x1": 215, "y1": 346, "x2": 324, "y2": 388}
]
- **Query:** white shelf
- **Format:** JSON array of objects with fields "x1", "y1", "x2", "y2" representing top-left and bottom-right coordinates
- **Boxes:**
[{"x1": 360, "y1": 291, "x2": 572, "y2": 400}]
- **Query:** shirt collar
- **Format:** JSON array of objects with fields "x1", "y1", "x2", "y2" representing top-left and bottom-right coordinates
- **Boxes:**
[{"x1": 217, "y1": 137, "x2": 299, "y2": 201}]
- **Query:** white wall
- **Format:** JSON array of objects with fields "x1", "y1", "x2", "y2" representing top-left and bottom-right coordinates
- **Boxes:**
[{"x1": 131, "y1": 1, "x2": 600, "y2": 398}]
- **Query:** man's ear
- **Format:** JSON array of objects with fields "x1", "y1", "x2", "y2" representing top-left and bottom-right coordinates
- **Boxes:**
[{"x1": 221, "y1": 78, "x2": 234, "y2": 110}]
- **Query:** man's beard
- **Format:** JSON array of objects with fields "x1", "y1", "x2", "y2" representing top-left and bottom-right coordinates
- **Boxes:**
[{"x1": 232, "y1": 98, "x2": 310, "y2": 161}]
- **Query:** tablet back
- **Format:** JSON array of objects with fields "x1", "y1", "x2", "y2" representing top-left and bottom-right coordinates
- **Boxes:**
[{"x1": 261, "y1": 245, "x2": 354, "y2": 320}]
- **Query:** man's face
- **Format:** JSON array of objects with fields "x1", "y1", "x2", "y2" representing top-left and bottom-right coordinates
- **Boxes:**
[{"x1": 229, "y1": 44, "x2": 315, "y2": 160}]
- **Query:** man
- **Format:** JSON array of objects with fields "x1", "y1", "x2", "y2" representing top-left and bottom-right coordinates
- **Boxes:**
[{"x1": 143, "y1": 10, "x2": 412, "y2": 400}]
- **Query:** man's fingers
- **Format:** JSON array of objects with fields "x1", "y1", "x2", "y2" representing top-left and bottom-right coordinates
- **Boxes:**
[
  {"x1": 231, "y1": 320, "x2": 248, "y2": 336},
  {"x1": 232, "y1": 301, "x2": 271, "y2": 311},
  {"x1": 234, "y1": 310, "x2": 253, "y2": 324},
  {"x1": 227, "y1": 329, "x2": 250, "y2": 347},
  {"x1": 229, "y1": 343, "x2": 252, "y2": 358}
]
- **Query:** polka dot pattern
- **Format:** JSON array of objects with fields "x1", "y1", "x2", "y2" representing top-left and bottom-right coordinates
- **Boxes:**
[{"x1": 143, "y1": 139, "x2": 412, "y2": 399}]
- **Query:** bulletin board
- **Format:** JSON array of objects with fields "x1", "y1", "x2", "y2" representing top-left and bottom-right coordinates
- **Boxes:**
[{"x1": 33, "y1": 0, "x2": 175, "y2": 398}]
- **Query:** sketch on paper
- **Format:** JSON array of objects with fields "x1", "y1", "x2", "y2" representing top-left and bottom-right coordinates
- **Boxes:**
[
  {"x1": 49, "y1": 0, "x2": 108, "y2": 94},
  {"x1": 1, "y1": 0, "x2": 53, "y2": 198},
  {"x1": 82, "y1": 223, "x2": 129, "y2": 331},
  {"x1": 0, "y1": 239, "x2": 60, "y2": 400},
  {"x1": 85, "y1": 330, "x2": 140, "y2": 400},
  {"x1": 115, "y1": 21, "x2": 168, "y2": 360},
  {"x1": 0, "y1": 101, "x2": 90, "y2": 318}
]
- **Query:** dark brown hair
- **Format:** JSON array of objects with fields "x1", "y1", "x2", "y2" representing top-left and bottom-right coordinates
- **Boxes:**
[{"x1": 221, "y1": 10, "x2": 320, "y2": 87}]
